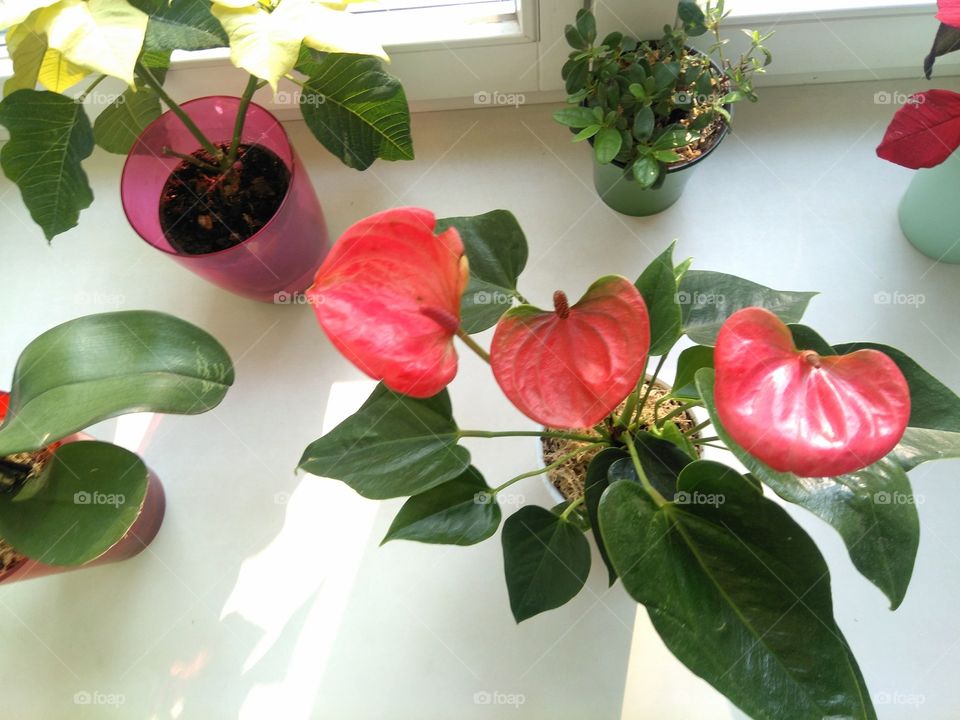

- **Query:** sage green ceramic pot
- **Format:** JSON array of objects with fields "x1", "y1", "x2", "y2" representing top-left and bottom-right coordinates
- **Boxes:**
[{"x1": 898, "y1": 150, "x2": 960, "y2": 263}]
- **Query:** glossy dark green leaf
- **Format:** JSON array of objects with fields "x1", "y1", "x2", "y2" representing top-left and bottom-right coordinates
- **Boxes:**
[
  {"x1": 0, "y1": 441, "x2": 149, "y2": 566},
  {"x1": 635, "y1": 242, "x2": 683, "y2": 356},
  {"x1": 583, "y1": 448, "x2": 628, "y2": 585},
  {"x1": 599, "y1": 462, "x2": 877, "y2": 720},
  {"x1": 299, "y1": 384, "x2": 470, "y2": 500},
  {"x1": 138, "y1": 0, "x2": 229, "y2": 52},
  {"x1": 788, "y1": 323, "x2": 833, "y2": 355},
  {"x1": 672, "y1": 344, "x2": 714, "y2": 399},
  {"x1": 678, "y1": 270, "x2": 817, "y2": 345},
  {"x1": 607, "y1": 431, "x2": 693, "y2": 501},
  {"x1": 594, "y1": 127, "x2": 622, "y2": 164},
  {"x1": 382, "y1": 466, "x2": 500, "y2": 546},
  {"x1": 0, "y1": 312, "x2": 234, "y2": 456},
  {"x1": 575, "y1": 9, "x2": 597, "y2": 45},
  {"x1": 564, "y1": 23, "x2": 587, "y2": 50},
  {"x1": 298, "y1": 51, "x2": 413, "y2": 171},
  {"x1": 0, "y1": 90, "x2": 94, "y2": 240},
  {"x1": 632, "y1": 155, "x2": 660, "y2": 187},
  {"x1": 93, "y1": 86, "x2": 162, "y2": 155},
  {"x1": 436, "y1": 210, "x2": 528, "y2": 334},
  {"x1": 696, "y1": 369, "x2": 919, "y2": 609},
  {"x1": 632, "y1": 105, "x2": 655, "y2": 140},
  {"x1": 501, "y1": 506, "x2": 591, "y2": 622},
  {"x1": 678, "y1": 0, "x2": 709, "y2": 36}
]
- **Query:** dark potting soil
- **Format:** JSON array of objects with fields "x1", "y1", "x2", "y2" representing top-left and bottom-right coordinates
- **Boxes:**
[{"x1": 159, "y1": 143, "x2": 291, "y2": 255}]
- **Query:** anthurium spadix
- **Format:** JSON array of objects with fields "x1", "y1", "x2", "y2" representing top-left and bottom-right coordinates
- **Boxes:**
[
  {"x1": 308, "y1": 207, "x2": 469, "y2": 399},
  {"x1": 490, "y1": 276, "x2": 650, "y2": 429},
  {"x1": 714, "y1": 307, "x2": 910, "y2": 477}
]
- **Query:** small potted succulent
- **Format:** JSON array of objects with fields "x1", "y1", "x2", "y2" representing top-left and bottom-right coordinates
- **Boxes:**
[
  {"x1": 553, "y1": 0, "x2": 772, "y2": 216},
  {"x1": 0, "y1": 0, "x2": 413, "y2": 301},
  {"x1": 876, "y1": 0, "x2": 960, "y2": 262},
  {"x1": 0, "y1": 311, "x2": 234, "y2": 584},
  {"x1": 297, "y1": 206, "x2": 960, "y2": 719}
]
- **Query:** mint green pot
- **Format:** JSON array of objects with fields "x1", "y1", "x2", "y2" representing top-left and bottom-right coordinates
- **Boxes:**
[
  {"x1": 592, "y1": 121, "x2": 731, "y2": 217},
  {"x1": 898, "y1": 150, "x2": 960, "y2": 263}
]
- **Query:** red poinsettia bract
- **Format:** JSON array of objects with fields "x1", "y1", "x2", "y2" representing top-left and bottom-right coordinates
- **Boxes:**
[
  {"x1": 308, "y1": 208, "x2": 469, "y2": 399},
  {"x1": 491, "y1": 276, "x2": 650, "y2": 429},
  {"x1": 714, "y1": 308, "x2": 910, "y2": 477}
]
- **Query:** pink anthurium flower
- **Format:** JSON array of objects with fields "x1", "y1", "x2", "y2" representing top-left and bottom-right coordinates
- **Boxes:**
[
  {"x1": 491, "y1": 276, "x2": 650, "y2": 429},
  {"x1": 714, "y1": 308, "x2": 910, "y2": 477},
  {"x1": 307, "y1": 208, "x2": 469, "y2": 399},
  {"x1": 938, "y1": 0, "x2": 960, "y2": 27}
]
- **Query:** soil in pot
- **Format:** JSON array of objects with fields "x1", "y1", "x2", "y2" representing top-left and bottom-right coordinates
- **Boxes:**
[
  {"x1": 159, "y1": 143, "x2": 291, "y2": 256},
  {"x1": 542, "y1": 381, "x2": 698, "y2": 503}
]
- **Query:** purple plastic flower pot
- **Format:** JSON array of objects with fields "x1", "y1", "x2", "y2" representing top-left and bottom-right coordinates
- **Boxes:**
[{"x1": 121, "y1": 96, "x2": 329, "y2": 302}]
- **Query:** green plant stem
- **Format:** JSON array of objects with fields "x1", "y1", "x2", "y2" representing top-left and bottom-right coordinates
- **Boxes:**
[
  {"x1": 691, "y1": 436, "x2": 720, "y2": 445},
  {"x1": 657, "y1": 401, "x2": 701, "y2": 428},
  {"x1": 624, "y1": 432, "x2": 666, "y2": 508},
  {"x1": 77, "y1": 74, "x2": 107, "y2": 104},
  {"x1": 493, "y1": 444, "x2": 601, "y2": 495},
  {"x1": 456, "y1": 329, "x2": 491, "y2": 363},
  {"x1": 683, "y1": 419, "x2": 711, "y2": 437},
  {"x1": 560, "y1": 495, "x2": 586, "y2": 521},
  {"x1": 619, "y1": 355, "x2": 652, "y2": 427},
  {"x1": 137, "y1": 62, "x2": 221, "y2": 160},
  {"x1": 224, "y1": 75, "x2": 262, "y2": 169},
  {"x1": 694, "y1": 442, "x2": 726, "y2": 451},
  {"x1": 162, "y1": 146, "x2": 220, "y2": 173},
  {"x1": 460, "y1": 429, "x2": 601, "y2": 444}
]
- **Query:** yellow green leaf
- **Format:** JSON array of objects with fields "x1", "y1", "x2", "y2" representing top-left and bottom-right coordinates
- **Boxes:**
[
  {"x1": 4, "y1": 22, "x2": 48, "y2": 95},
  {"x1": 44, "y1": 0, "x2": 148, "y2": 87},
  {"x1": 38, "y1": 48, "x2": 89, "y2": 92},
  {"x1": 0, "y1": 0, "x2": 59, "y2": 30}
]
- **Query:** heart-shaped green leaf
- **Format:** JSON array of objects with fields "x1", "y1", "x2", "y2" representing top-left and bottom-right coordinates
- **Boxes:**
[
  {"x1": 501, "y1": 505, "x2": 591, "y2": 622},
  {"x1": 599, "y1": 461, "x2": 877, "y2": 720},
  {"x1": 583, "y1": 448, "x2": 628, "y2": 585},
  {"x1": 678, "y1": 270, "x2": 817, "y2": 346},
  {"x1": 0, "y1": 311, "x2": 234, "y2": 456},
  {"x1": 382, "y1": 466, "x2": 500, "y2": 546},
  {"x1": 436, "y1": 210, "x2": 528, "y2": 334},
  {"x1": 297, "y1": 50, "x2": 413, "y2": 171},
  {"x1": 672, "y1": 344, "x2": 714, "y2": 400},
  {"x1": 635, "y1": 242, "x2": 682, "y2": 355},
  {"x1": 0, "y1": 90, "x2": 94, "y2": 240},
  {"x1": 607, "y1": 431, "x2": 693, "y2": 500},
  {"x1": 299, "y1": 384, "x2": 470, "y2": 499},
  {"x1": 696, "y1": 369, "x2": 919, "y2": 609},
  {"x1": 0, "y1": 441, "x2": 149, "y2": 566}
]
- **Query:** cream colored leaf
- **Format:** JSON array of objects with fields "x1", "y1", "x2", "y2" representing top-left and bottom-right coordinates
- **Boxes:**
[
  {"x1": 0, "y1": 0, "x2": 58, "y2": 30},
  {"x1": 38, "y1": 48, "x2": 89, "y2": 92},
  {"x1": 45, "y1": 0, "x2": 148, "y2": 87},
  {"x1": 4, "y1": 22, "x2": 48, "y2": 95},
  {"x1": 211, "y1": 3, "x2": 301, "y2": 91},
  {"x1": 210, "y1": 0, "x2": 261, "y2": 7},
  {"x1": 301, "y1": 3, "x2": 386, "y2": 61}
]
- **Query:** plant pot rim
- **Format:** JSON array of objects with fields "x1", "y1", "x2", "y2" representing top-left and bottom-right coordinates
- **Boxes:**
[
  {"x1": 120, "y1": 95, "x2": 303, "y2": 260},
  {"x1": 585, "y1": 43, "x2": 734, "y2": 176}
]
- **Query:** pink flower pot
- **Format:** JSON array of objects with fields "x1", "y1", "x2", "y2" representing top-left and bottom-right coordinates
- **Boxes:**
[
  {"x1": 121, "y1": 96, "x2": 329, "y2": 302},
  {"x1": 0, "y1": 434, "x2": 166, "y2": 585}
]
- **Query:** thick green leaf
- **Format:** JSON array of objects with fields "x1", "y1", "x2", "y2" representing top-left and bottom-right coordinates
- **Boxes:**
[
  {"x1": 583, "y1": 448, "x2": 628, "y2": 585},
  {"x1": 137, "y1": 0, "x2": 229, "y2": 52},
  {"x1": 650, "y1": 420, "x2": 698, "y2": 460},
  {"x1": 0, "y1": 90, "x2": 94, "y2": 240},
  {"x1": 894, "y1": 427, "x2": 960, "y2": 471},
  {"x1": 553, "y1": 106, "x2": 596, "y2": 128},
  {"x1": 678, "y1": 270, "x2": 817, "y2": 345},
  {"x1": 436, "y1": 210, "x2": 528, "y2": 334},
  {"x1": 0, "y1": 311, "x2": 234, "y2": 456},
  {"x1": 297, "y1": 51, "x2": 413, "y2": 171},
  {"x1": 381, "y1": 466, "x2": 500, "y2": 546},
  {"x1": 0, "y1": 441, "x2": 149, "y2": 566},
  {"x1": 696, "y1": 369, "x2": 919, "y2": 609},
  {"x1": 599, "y1": 463, "x2": 877, "y2": 720},
  {"x1": 299, "y1": 384, "x2": 469, "y2": 499},
  {"x1": 594, "y1": 127, "x2": 622, "y2": 164},
  {"x1": 501, "y1": 505, "x2": 591, "y2": 622},
  {"x1": 635, "y1": 242, "x2": 682, "y2": 356},
  {"x1": 93, "y1": 86, "x2": 162, "y2": 154},
  {"x1": 672, "y1": 344, "x2": 713, "y2": 399}
]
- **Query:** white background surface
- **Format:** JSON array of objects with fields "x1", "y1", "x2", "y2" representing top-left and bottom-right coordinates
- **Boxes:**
[{"x1": 2, "y1": 77, "x2": 960, "y2": 719}]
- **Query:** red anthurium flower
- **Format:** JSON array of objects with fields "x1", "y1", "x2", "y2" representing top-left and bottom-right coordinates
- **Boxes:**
[
  {"x1": 714, "y1": 308, "x2": 910, "y2": 477},
  {"x1": 307, "y1": 207, "x2": 469, "y2": 399},
  {"x1": 876, "y1": 90, "x2": 960, "y2": 169},
  {"x1": 938, "y1": 0, "x2": 960, "y2": 27},
  {"x1": 0, "y1": 391, "x2": 8, "y2": 422},
  {"x1": 491, "y1": 276, "x2": 650, "y2": 429}
]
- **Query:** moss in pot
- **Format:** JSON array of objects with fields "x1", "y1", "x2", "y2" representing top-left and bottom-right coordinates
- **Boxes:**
[{"x1": 554, "y1": 1, "x2": 773, "y2": 216}]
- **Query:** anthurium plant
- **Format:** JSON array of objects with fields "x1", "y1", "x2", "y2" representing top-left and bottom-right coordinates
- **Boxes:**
[
  {"x1": 298, "y1": 206, "x2": 960, "y2": 720},
  {"x1": 0, "y1": 311, "x2": 233, "y2": 568},
  {"x1": 553, "y1": 0, "x2": 772, "y2": 188},
  {"x1": 877, "y1": 0, "x2": 960, "y2": 168},
  {"x1": 0, "y1": 0, "x2": 413, "y2": 240}
]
